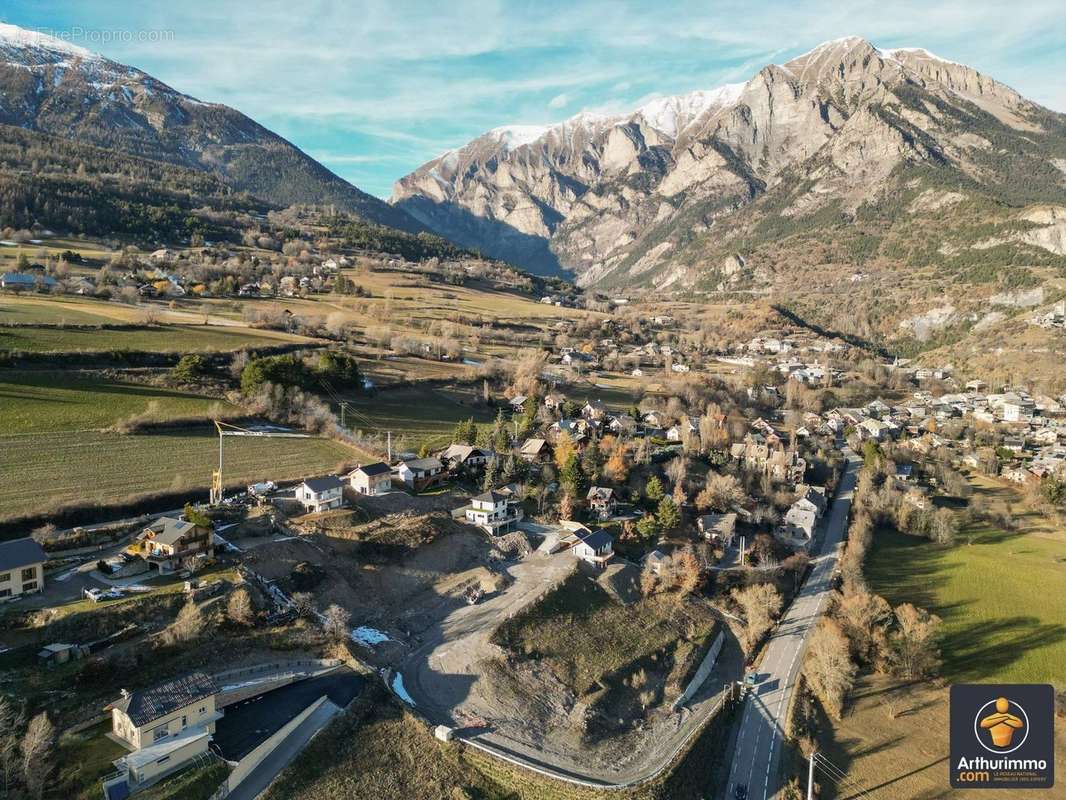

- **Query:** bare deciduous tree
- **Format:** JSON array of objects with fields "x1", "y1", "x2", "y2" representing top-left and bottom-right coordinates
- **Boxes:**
[
  {"x1": 20, "y1": 712, "x2": 54, "y2": 800},
  {"x1": 322, "y1": 604, "x2": 351, "y2": 643},
  {"x1": 804, "y1": 619, "x2": 856, "y2": 719},
  {"x1": 732, "y1": 582, "x2": 783, "y2": 653},
  {"x1": 227, "y1": 587, "x2": 255, "y2": 626}
]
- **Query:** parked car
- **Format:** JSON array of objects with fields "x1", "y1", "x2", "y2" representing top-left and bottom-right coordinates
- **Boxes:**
[{"x1": 83, "y1": 587, "x2": 122, "y2": 603}]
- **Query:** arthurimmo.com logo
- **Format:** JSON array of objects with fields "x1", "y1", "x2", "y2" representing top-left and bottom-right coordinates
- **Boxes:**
[{"x1": 950, "y1": 684, "x2": 1054, "y2": 789}]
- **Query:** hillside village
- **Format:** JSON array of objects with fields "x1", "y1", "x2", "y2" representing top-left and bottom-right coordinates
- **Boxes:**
[{"x1": 0, "y1": 14, "x2": 1065, "y2": 800}]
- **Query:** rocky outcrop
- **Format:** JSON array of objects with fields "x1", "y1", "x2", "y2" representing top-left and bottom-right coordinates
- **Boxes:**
[{"x1": 392, "y1": 36, "x2": 1061, "y2": 284}]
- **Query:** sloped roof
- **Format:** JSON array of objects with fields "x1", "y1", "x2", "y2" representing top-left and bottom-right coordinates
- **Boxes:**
[
  {"x1": 354, "y1": 462, "x2": 391, "y2": 477},
  {"x1": 302, "y1": 475, "x2": 344, "y2": 493},
  {"x1": 0, "y1": 537, "x2": 47, "y2": 572},
  {"x1": 111, "y1": 672, "x2": 218, "y2": 727},
  {"x1": 144, "y1": 517, "x2": 199, "y2": 546},
  {"x1": 577, "y1": 529, "x2": 613, "y2": 551}
]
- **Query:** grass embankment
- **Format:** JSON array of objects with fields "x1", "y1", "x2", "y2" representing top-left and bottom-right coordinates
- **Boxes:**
[
  {"x1": 56, "y1": 721, "x2": 128, "y2": 800},
  {"x1": 264, "y1": 687, "x2": 738, "y2": 800},
  {"x1": 492, "y1": 572, "x2": 717, "y2": 699},
  {"x1": 134, "y1": 758, "x2": 229, "y2": 800},
  {"x1": 867, "y1": 478, "x2": 1066, "y2": 684}
]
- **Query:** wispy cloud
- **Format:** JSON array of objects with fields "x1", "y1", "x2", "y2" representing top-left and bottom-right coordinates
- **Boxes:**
[{"x1": 4, "y1": 0, "x2": 1064, "y2": 198}]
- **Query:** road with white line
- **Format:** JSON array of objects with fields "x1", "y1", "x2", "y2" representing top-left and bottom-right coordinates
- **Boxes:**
[{"x1": 726, "y1": 447, "x2": 861, "y2": 799}]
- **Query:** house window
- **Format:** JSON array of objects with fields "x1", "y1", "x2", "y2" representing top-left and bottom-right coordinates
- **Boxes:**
[
  {"x1": 181, "y1": 715, "x2": 187, "y2": 728},
  {"x1": 0, "y1": 589, "x2": 10, "y2": 598},
  {"x1": 153, "y1": 726, "x2": 169, "y2": 742},
  {"x1": 199, "y1": 706, "x2": 205, "y2": 714},
  {"x1": 0, "y1": 572, "x2": 9, "y2": 583},
  {"x1": 22, "y1": 581, "x2": 37, "y2": 592},
  {"x1": 20, "y1": 567, "x2": 35, "y2": 581},
  {"x1": 156, "y1": 755, "x2": 170, "y2": 765}
]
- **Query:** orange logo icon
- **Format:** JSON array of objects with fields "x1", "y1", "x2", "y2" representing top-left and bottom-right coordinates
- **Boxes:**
[{"x1": 979, "y1": 697, "x2": 1025, "y2": 748}]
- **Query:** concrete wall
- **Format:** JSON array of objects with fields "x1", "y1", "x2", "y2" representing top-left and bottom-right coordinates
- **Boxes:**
[
  {"x1": 226, "y1": 695, "x2": 329, "y2": 791},
  {"x1": 672, "y1": 631, "x2": 725, "y2": 711}
]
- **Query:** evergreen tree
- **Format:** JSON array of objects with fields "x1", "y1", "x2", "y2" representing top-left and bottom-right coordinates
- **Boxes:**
[
  {"x1": 492, "y1": 410, "x2": 510, "y2": 453},
  {"x1": 645, "y1": 475, "x2": 665, "y2": 503},
  {"x1": 656, "y1": 496, "x2": 681, "y2": 531}
]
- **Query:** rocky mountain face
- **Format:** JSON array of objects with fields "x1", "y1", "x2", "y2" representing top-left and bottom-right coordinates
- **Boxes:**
[
  {"x1": 0, "y1": 23, "x2": 423, "y2": 232},
  {"x1": 392, "y1": 36, "x2": 1066, "y2": 307}
]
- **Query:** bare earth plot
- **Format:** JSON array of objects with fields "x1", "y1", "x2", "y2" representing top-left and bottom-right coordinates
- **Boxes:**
[{"x1": 395, "y1": 546, "x2": 738, "y2": 785}]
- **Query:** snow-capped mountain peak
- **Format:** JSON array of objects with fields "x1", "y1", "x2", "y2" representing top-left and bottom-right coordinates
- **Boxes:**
[
  {"x1": 0, "y1": 22, "x2": 100, "y2": 63},
  {"x1": 634, "y1": 83, "x2": 745, "y2": 138}
]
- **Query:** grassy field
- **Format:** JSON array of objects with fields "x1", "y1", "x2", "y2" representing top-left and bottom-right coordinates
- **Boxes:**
[
  {"x1": 338, "y1": 384, "x2": 496, "y2": 452},
  {"x1": 0, "y1": 370, "x2": 238, "y2": 433},
  {"x1": 56, "y1": 720, "x2": 130, "y2": 800},
  {"x1": 866, "y1": 481, "x2": 1066, "y2": 685},
  {"x1": 0, "y1": 427, "x2": 355, "y2": 521},
  {"x1": 492, "y1": 572, "x2": 716, "y2": 697},
  {"x1": 818, "y1": 675, "x2": 1066, "y2": 800},
  {"x1": 0, "y1": 322, "x2": 307, "y2": 353},
  {"x1": 264, "y1": 687, "x2": 737, "y2": 800},
  {"x1": 0, "y1": 297, "x2": 126, "y2": 325}
]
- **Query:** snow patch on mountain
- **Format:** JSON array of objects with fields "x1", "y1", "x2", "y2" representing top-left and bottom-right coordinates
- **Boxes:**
[
  {"x1": 634, "y1": 84, "x2": 744, "y2": 137},
  {"x1": 0, "y1": 22, "x2": 99, "y2": 61}
]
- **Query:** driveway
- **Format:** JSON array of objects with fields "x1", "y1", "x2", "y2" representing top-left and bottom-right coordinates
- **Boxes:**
[
  {"x1": 214, "y1": 667, "x2": 363, "y2": 761},
  {"x1": 726, "y1": 447, "x2": 862, "y2": 799},
  {"x1": 394, "y1": 536, "x2": 740, "y2": 786},
  {"x1": 397, "y1": 548, "x2": 576, "y2": 730}
]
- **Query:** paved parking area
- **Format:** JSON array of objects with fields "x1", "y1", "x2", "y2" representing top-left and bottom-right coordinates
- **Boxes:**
[{"x1": 213, "y1": 667, "x2": 363, "y2": 761}]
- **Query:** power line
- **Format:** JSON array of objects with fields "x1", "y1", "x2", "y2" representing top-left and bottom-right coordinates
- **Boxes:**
[{"x1": 811, "y1": 753, "x2": 876, "y2": 800}]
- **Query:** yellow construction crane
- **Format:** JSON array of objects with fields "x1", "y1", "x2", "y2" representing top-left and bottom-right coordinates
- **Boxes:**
[{"x1": 210, "y1": 420, "x2": 312, "y2": 505}]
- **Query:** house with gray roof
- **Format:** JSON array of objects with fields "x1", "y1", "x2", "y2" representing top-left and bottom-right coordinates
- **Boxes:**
[
  {"x1": 296, "y1": 475, "x2": 346, "y2": 513},
  {"x1": 107, "y1": 672, "x2": 222, "y2": 794},
  {"x1": 0, "y1": 537, "x2": 47, "y2": 599}
]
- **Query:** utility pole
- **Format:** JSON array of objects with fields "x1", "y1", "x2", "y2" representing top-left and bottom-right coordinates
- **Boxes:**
[
  {"x1": 340, "y1": 401, "x2": 348, "y2": 431},
  {"x1": 387, "y1": 430, "x2": 392, "y2": 463},
  {"x1": 808, "y1": 751, "x2": 816, "y2": 800},
  {"x1": 739, "y1": 535, "x2": 746, "y2": 566}
]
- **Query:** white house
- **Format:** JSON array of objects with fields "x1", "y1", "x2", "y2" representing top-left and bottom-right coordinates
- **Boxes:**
[
  {"x1": 349, "y1": 462, "x2": 392, "y2": 495},
  {"x1": 572, "y1": 529, "x2": 614, "y2": 569},
  {"x1": 462, "y1": 490, "x2": 523, "y2": 535},
  {"x1": 295, "y1": 476, "x2": 345, "y2": 513},
  {"x1": 396, "y1": 457, "x2": 445, "y2": 490},
  {"x1": 0, "y1": 537, "x2": 47, "y2": 599}
]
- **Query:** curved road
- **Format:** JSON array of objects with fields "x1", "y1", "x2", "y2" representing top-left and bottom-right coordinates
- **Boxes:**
[
  {"x1": 727, "y1": 447, "x2": 861, "y2": 799},
  {"x1": 395, "y1": 545, "x2": 737, "y2": 786}
]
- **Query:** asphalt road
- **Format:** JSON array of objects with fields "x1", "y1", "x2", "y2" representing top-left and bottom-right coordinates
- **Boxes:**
[{"x1": 726, "y1": 447, "x2": 861, "y2": 800}]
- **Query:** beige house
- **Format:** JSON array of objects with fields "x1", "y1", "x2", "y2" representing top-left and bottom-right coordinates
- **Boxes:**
[
  {"x1": 349, "y1": 462, "x2": 392, "y2": 495},
  {"x1": 0, "y1": 537, "x2": 47, "y2": 599},
  {"x1": 108, "y1": 672, "x2": 222, "y2": 790},
  {"x1": 111, "y1": 672, "x2": 221, "y2": 750}
]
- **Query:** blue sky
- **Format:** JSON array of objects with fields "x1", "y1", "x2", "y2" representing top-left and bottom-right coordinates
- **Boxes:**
[{"x1": 4, "y1": 1, "x2": 1066, "y2": 198}]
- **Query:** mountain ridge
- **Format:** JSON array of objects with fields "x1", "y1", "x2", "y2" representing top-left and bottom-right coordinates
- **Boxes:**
[
  {"x1": 391, "y1": 36, "x2": 1063, "y2": 291},
  {"x1": 0, "y1": 22, "x2": 425, "y2": 233}
]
